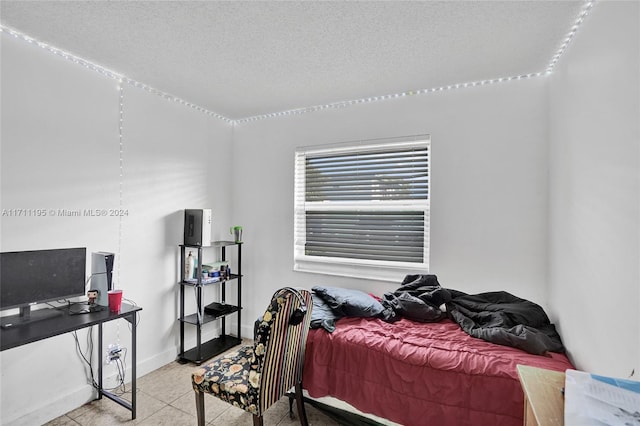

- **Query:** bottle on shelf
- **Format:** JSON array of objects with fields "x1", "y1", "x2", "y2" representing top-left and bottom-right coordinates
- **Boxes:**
[{"x1": 185, "y1": 251, "x2": 195, "y2": 280}]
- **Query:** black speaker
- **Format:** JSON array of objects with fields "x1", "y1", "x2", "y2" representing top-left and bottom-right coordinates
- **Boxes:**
[{"x1": 184, "y1": 209, "x2": 212, "y2": 246}]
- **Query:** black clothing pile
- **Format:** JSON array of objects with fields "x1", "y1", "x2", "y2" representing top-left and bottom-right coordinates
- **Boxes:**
[{"x1": 380, "y1": 274, "x2": 565, "y2": 356}]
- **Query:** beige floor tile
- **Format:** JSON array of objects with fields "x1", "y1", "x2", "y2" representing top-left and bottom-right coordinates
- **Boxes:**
[
  {"x1": 208, "y1": 404, "x2": 253, "y2": 425},
  {"x1": 69, "y1": 390, "x2": 164, "y2": 425},
  {"x1": 44, "y1": 415, "x2": 81, "y2": 425},
  {"x1": 136, "y1": 404, "x2": 196, "y2": 426},
  {"x1": 263, "y1": 397, "x2": 295, "y2": 424},
  {"x1": 171, "y1": 389, "x2": 231, "y2": 422},
  {"x1": 136, "y1": 362, "x2": 195, "y2": 404},
  {"x1": 129, "y1": 390, "x2": 172, "y2": 422},
  {"x1": 69, "y1": 398, "x2": 135, "y2": 426},
  {"x1": 65, "y1": 396, "x2": 98, "y2": 420}
]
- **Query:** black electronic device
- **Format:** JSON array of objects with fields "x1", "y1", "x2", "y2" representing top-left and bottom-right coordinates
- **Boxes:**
[
  {"x1": 203, "y1": 302, "x2": 236, "y2": 316},
  {"x1": 184, "y1": 209, "x2": 212, "y2": 246},
  {"x1": 0, "y1": 247, "x2": 87, "y2": 328}
]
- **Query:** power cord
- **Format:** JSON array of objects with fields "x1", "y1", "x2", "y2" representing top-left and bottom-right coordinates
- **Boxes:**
[
  {"x1": 105, "y1": 345, "x2": 128, "y2": 394},
  {"x1": 122, "y1": 297, "x2": 141, "y2": 329},
  {"x1": 72, "y1": 327, "x2": 128, "y2": 394},
  {"x1": 72, "y1": 327, "x2": 98, "y2": 390},
  {"x1": 69, "y1": 294, "x2": 139, "y2": 395}
]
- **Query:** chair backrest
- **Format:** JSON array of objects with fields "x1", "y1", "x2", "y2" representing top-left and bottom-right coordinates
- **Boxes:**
[{"x1": 252, "y1": 287, "x2": 313, "y2": 414}]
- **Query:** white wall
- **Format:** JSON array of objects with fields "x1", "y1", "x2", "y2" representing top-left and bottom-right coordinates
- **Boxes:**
[
  {"x1": 548, "y1": 0, "x2": 639, "y2": 378},
  {"x1": 232, "y1": 78, "x2": 551, "y2": 335},
  {"x1": 0, "y1": 33, "x2": 233, "y2": 424}
]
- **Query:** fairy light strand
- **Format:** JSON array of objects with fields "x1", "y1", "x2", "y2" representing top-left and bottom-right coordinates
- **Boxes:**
[
  {"x1": 1, "y1": 0, "x2": 595, "y2": 124},
  {"x1": 235, "y1": 72, "x2": 547, "y2": 123},
  {"x1": 236, "y1": 0, "x2": 596, "y2": 123},
  {"x1": 117, "y1": 81, "x2": 125, "y2": 291},
  {"x1": 0, "y1": 25, "x2": 232, "y2": 123},
  {"x1": 546, "y1": 1, "x2": 595, "y2": 74}
]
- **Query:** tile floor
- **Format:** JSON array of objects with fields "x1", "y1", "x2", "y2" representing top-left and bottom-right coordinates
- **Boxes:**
[{"x1": 45, "y1": 350, "x2": 340, "y2": 426}]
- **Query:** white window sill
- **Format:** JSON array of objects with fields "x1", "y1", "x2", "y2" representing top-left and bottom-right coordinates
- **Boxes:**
[{"x1": 294, "y1": 257, "x2": 428, "y2": 283}]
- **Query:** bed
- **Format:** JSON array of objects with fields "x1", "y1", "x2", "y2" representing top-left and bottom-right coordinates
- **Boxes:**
[{"x1": 301, "y1": 280, "x2": 575, "y2": 426}]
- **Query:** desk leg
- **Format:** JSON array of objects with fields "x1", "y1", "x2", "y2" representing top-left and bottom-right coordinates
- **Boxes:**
[
  {"x1": 131, "y1": 311, "x2": 137, "y2": 420},
  {"x1": 98, "y1": 324, "x2": 103, "y2": 401},
  {"x1": 98, "y1": 312, "x2": 137, "y2": 420}
]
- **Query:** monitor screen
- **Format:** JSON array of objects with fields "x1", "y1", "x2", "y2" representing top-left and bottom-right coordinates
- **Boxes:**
[{"x1": 0, "y1": 247, "x2": 87, "y2": 310}]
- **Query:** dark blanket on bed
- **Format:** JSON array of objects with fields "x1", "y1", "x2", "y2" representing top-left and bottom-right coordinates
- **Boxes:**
[
  {"x1": 379, "y1": 274, "x2": 457, "y2": 322},
  {"x1": 447, "y1": 291, "x2": 565, "y2": 355},
  {"x1": 380, "y1": 274, "x2": 565, "y2": 355}
]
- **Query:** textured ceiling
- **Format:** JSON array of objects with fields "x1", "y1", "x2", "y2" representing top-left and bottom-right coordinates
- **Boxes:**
[{"x1": 0, "y1": 1, "x2": 585, "y2": 120}]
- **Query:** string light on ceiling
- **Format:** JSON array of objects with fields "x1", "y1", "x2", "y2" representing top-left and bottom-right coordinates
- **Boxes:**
[
  {"x1": 236, "y1": 0, "x2": 596, "y2": 124},
  {"x1": 0, "y1": 25, "x2": 233, "y2": 124},
  {"x1": 235, "y1": 72, "x2": 547, "y2": 124},
  {"x1": 546, "y1": 0, "x2": 595, "y2": 74},
  {"x1": 0, "y1": 0, "x2": 595, "y2": 124}
]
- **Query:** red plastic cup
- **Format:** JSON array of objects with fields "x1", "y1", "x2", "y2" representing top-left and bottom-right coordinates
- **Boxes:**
[{"x1": 108, "y1": 289, "x2": 123, "y2": 312}]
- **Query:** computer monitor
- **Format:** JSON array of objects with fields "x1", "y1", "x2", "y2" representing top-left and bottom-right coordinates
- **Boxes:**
[{"x1": 0, "y1": 247, "x2": 86, "y2": 327}]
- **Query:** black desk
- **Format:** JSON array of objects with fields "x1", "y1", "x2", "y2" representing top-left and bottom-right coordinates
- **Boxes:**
[{"x1": 1, "y1": 303, "x2": 142, "y2": 419}]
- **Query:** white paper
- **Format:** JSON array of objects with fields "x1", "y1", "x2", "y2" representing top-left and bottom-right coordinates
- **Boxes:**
[{"x1": 565, "y1": 369, "x2": 640, "y2": 426}]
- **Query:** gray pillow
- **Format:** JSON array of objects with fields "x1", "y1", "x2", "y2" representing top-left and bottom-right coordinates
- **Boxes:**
[
  {"x1": 310, "y1": 293, "x2": 341, "y2": 332},
  {"x1": 312, "y1": 285, "x2": 384, "y2": 318}
]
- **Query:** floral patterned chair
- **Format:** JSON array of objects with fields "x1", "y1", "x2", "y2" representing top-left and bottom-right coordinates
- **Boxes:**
[{"x1": 192, "y1": 287, "x2": 313, "y2": 426}]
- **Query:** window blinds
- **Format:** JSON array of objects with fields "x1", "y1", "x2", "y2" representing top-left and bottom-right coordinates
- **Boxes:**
[
  {"x1": 305, "y1": 211, "x2": 425, "y2": 262},
  {"x1": 305, "y1": 147, "x2": 429, "y2": 202},
  {"x1": 295, "y1": 138, "x2": 429, "y2": 266}
]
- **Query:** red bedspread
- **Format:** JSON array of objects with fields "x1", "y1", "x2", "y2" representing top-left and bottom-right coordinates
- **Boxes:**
[{"x1": 303, "y1": 317, "x2": 574, "y2": 426}]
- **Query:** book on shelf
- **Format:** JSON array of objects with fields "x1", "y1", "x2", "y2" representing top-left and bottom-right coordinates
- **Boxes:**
[{"x1": 184, "y1": 277, "x2": 220, "y2": 285}]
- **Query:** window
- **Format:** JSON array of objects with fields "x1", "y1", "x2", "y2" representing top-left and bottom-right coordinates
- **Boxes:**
[{"x1": 294, "y1": 135, "x2": 430, "y2": 281}]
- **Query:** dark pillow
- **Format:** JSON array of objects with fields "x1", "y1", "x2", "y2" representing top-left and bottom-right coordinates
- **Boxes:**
[
  {"x1": 310, "y1": 293, "x2": 341, "y2": 332},
  {"x1": 312, "y1": 285, "x2": 384, "y2": 318}
]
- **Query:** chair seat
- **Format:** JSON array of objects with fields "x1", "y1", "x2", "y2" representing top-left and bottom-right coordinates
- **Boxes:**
[{"x1": 192, "y1": 345, "x2": 260, "y2": 415}]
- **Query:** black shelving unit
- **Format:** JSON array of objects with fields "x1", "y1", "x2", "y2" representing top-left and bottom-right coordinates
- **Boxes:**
[{"x1": 178, "y1": 241, "x2": 242, "y2": 364}]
